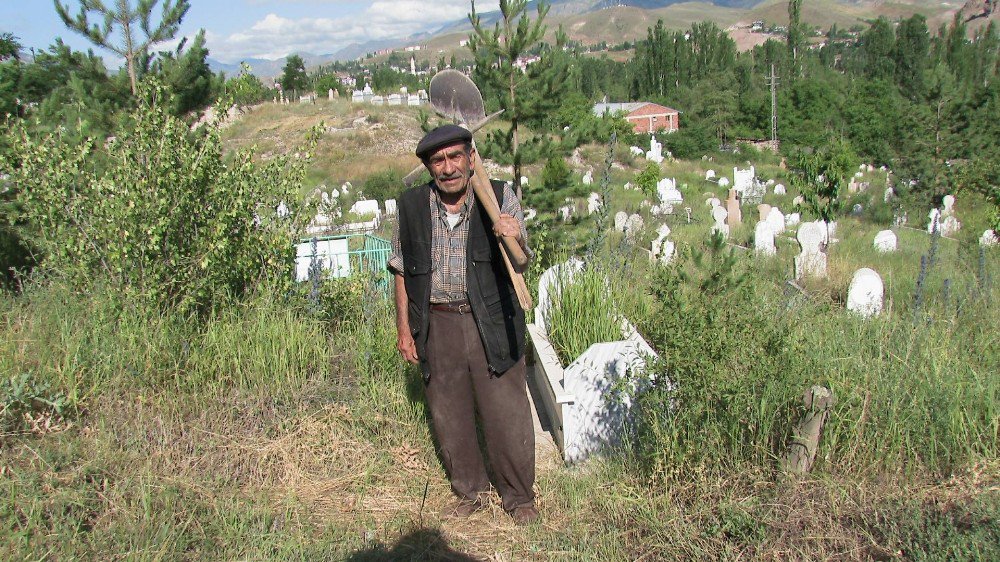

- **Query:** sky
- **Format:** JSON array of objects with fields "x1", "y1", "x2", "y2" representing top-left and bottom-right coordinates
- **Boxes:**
[{"x1": 1, "y1": 0, "x2": 499, "y2": 64}]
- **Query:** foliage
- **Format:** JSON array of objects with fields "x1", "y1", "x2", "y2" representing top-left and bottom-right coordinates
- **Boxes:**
[
  {"x1": 2, "y1": 80, "x2": 314, "y2": 315},
  {"x1": 280, "y1": 54, "x2": 308, "y2": 95},
  {"x1": 545, "y1": 262, "x2": 622, "y2": 367},
  {"x1": 541, "y1": 155, "x2": 572, "y2": 192},
  {"x1": 0, "y1": 371, "x2": 71, "y2": 432},
  {"x1": 360, "y1": 168, "x2": 404, "y2": 203},
  {"x1": 634, "y1": 162, "x2": 660, "y2": 199},
  {"x1": 225, "y1": 62, "x2": 270, "y2": 109},
  {"x1": 55, "y1": 0, "x2": 191, "y2": 95},
  {"x1": 790, "y1": 139, "x2": 859, "y2": 225},
  {"x1": 955, "y1": 157, "x2": 1000, "y2": 231},
  {"x1": 469, "y1": 0, "x2": 569, "y2": 193},
  {"x1": 149, "y1": 29, "x2": 219, "y2": 116}
]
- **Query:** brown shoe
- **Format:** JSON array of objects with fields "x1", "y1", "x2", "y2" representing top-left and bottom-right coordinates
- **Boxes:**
[
  {"x1": 509, "y1": 504, "x2": 539, "y2": 525},
  {"x1": 443, "y1": 497, "x2": 486, "y2": 518}
]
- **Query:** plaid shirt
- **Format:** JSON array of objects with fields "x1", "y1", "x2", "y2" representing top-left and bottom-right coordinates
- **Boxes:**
[{"x1": 388, "y1": 182, "x2": 530, "y2": 303}]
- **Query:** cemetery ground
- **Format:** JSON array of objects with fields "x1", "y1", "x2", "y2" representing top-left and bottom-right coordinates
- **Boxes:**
[{"x1": 1, "y1": 99, "x2": 998, "y2": 560}]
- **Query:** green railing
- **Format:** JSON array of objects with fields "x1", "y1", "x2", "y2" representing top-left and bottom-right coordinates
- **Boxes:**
[{"x1": 297, "y1": 233, "x2": 392, "y2": 296}]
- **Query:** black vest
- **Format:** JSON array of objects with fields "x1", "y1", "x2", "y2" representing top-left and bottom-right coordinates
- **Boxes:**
[{"x1": 397, "y1": 180, "x2": 526, "y2": 376}]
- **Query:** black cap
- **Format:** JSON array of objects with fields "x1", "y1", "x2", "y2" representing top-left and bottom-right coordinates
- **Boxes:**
[{"x1": 415, "y1": 124, "x2": 472, "y2": 160}]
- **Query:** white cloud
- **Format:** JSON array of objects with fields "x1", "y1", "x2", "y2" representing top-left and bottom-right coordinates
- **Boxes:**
[{"x1": 208, "y1": 1, "x2": 500, "y2": 63}]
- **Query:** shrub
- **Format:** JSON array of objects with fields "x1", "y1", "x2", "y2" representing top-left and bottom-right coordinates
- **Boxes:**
[{"x1": 2, "y1": 79, "x2": 315, "y2": 315}]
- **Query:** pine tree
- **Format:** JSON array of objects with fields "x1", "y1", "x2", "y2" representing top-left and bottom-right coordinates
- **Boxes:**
[
  {"x1": 468, "y1": 0, "x2": 568, "y2": 197},
  {"x1": 54, "y1": 0, "x2": 191, "y2": 95}
]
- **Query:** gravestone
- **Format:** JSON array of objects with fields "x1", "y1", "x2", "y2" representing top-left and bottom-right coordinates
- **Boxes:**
[
  {"x1": 718, "y1": 177, "x2": 730, "y2": 187},
  {"x1": 371, "y1": 95, "x2": 384, "y2": 106},
  {"x1": 774, "y1": 183, "x2": 786, "y2": 195},
  {"x1": 624, "y1": 214, "x2": 644, "y2": 240},
  {"x1": 706, "y1": 197, "x2": 721, "y2": 209},
  {"x1": 657, "y1": 178, "x2": 683, "y2": 205},
  {"x1": 651, "y1": 224, "x2": 675, "y2": 264},
  {"x1": 927, "y1": 208, "x2": 942, "y2": 234},
  {"x1": 384, "y1": 199, "x2": 397, "y2": 216},
  {"x1": 884, "y1": 187, "x2": 894, "y2": 202},
  {"x1": 754, "y1": 220, "x2": 776, "y2": 256},
  {"x1": 758, "y1": 203, "x2": 772, "y2": 222},
  {"x1": 614, "y1": 211, "x2": 628, "y2": 232},
  {"x1": 734, "y1": 165, "x2": 755, "y2": 194},
  {"x1": 328, "y1": 89, "x2": 334, "y2": 100},
  {"x1": 587, "y1": 192, "x2": 602, "y2": 215},
  {"x1": 981, "y1": 229, "x2": 999, "y2": 247},
  {"x1": 350, "y1": 199, "x2": 381, "y2": 217},
  {"x1": 646, "y1": 136, "x2": 663, "y2": 163},
  {"x1": 792, "y1": 195, "x2": 805, "y2": 207},
  {"x1": 711, "y1": 206, "x2": 729, "y2": 238},
  {"x1": 387, "y1": 93, "x2": 402, "y2": 106},
  {"x1": 295, "y1": 237, "x2": 351, "y2": 282},
  {"x1": 352, "y1": 90, "x2": 364, "y2": 103},
  {"x1": 705, "y1": 169, "x2": 716, "y2": 180},
  {"x1": 794, "y1": 222, "x2": 827, "y2": 279},
  {"x1": 523, "y1": 208, "x2": 537, "y2": 221},
  {"x1": 873, "y1": 230, "x2": 897, "y2": 252},
  {"x1": 939, "y1": 196, "x2": 961, "y2": 236},
  {"x1": 852, "y1": 203, "x2": 864, "y2": 216},
  {"x1": 785, "y1": 212, "x2": 801, "y2": 228},
  {"x1": 559, "y1": 205, "x2": 573, "y2": 222},
  {"x1": 630, "y1": 146, "x2": 645, "y2": 157},
  {"x1": 847, "y1": 268, "x2": 884, "y2": 318},
  {"x1": 725, "y1": 189, "x2": 742, "y2": 227},
  {"x1": 407, "y1": 94, "x2": 421, "y2": 106},
  {"x1": 582, "y1": 170, "x2": 594, "y2": 185},
  {"x1": 767, "y1": 207, "x2": 785, "y2": 235}
]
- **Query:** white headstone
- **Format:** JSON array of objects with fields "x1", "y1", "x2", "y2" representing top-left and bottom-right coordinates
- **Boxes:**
[
  {"x1": 940, "y1": 215, "x2": 961, "y2": 237},
  {"x1": 754, "y1": 220, "x2": 776, "y2": 256},
  {"x1": 764, "y1": 208, "x2": 784, "y2": 235},
  {"x1": 614, "y1": 211, "x2": 628, "y2": 232},
  {"x1": 711, "y1": 206, "x2": 729, "y2": 238},
  {"x1": 794, "y1": 222, "x2": 827, "y2": 279},
  {"x1": 587, "y1": 192, "x2": 602, "y2": 215},
  {"x1": 705, "y1": 197, "x2": 721, "y2": 208},
  {"x1": 350, "y1": 199, "x2": 381, "y2": 217},
  {"x1": 559, "y1": 205, "x2": 573, "y2": 222},
  {"x1": 792, "y1": 195, "x2": 805, "y2": 207},
  {"x1": 524, "y1": 208, "x2": 537, "y2": 221},
  {"x1": 630, "y1": 146, "x2": 645, "y2": 157},
  {"x1": 384, "y1": 199, "x2": 397, "y2": 216},
  {"x1": 773, "y1": 183, "x2": 786, "y2": 195},
  {"x1": 847, "y1": 268, "x2": 884, "y2": 318},
  {"x1": 980, "y1": 229, "x2": 999, "y2": 247},
  {"x1": 873, "y1": 230, "x2": 897, "y2": 253},
  {"x1": 651, "y1": 224, "x2": 674, "y2": 262},
  {"x1": 927, "y1": 208, "x2": 942, "y2": 233},
  {"x1": 657, "y1": 178, "x2": 683, "y2": 204},
  {"x1": 884, "y1": 187, "x2": 894, "y2": 202},
  {"x1": 328, "y1": 88, "x2": 334, "y2": 100},
  {"x1": 646, "y1": 136, "x2": 663, "y2": 163},
  {"x1": 785, "y1": 212, "x2": 801, "y2": 228},
  {"x1": 718, "y1": 177, "x2": 730, "y2": 187},
  {"x1": 624, "y1": 214, "x2": 644, "y2": 240},
  {"x1": 942, "y1": 195, "x2": 956, "y2": 216},
  {"x1": 582, "y1": 170, "x2": 594, "y2": 186},
  {"x1": 733, "y1": 165, "x2": 755, "y2": 195},
  {"x1": 705, "y1": 169, "x2": 716, "y2": 180},
  {"x1": 295, "y1": 238, "x2": 351, "y2": 282}
]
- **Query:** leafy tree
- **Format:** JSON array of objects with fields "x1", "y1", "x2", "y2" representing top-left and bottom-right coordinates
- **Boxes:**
[
  {"x1": 468, "y1": 0, "x2": 569, "y2": 196},
  {"x1": 786, "y1": 0, "x2": 804, "y2": 71},
  {"x1": 280, "y1": 54, "x2": 308, "y2": 95},
  {"x1": 790, "y1": 139, "x2": 858, "y2": 233},
  {"x1": 2, "y1": 80, "x2": 315, "y2": 314},
  {"x1": 894, "y1": 14, "x2": 930, "y2": 98},
  {"x1": 0, "y1": 32, "x2": 20, "y2": 61},
  {"x1": 225, "y1": 62, "x2": 269, "y2": 109},
  {"x1": 54, "y1": 0, "x2": 191, "y2": 95},
  {"x1": 634, "y1": 162, "x2": 660, "y2": 199}
]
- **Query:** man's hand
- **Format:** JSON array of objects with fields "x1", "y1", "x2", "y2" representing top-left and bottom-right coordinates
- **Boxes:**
[
  {"x1": 397, "y1": 333, "x2": 419, "y2": 364},
  {"x1": 493, "y1": 213, "x2": 521, "y2": 241}
]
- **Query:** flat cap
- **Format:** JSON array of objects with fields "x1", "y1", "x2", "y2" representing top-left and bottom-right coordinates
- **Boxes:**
[{"x1": 415, "y1": 124, "x2": 472, "y2": 160}]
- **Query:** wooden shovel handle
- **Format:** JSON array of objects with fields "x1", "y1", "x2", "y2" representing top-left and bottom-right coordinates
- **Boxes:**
[{"x1": 469, "y1": 154, "x2": 529, "y2": 269}]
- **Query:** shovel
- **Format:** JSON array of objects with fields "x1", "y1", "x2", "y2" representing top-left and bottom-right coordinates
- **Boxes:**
[{"x1": 426, "y1": 70, "x2": 532, "y2": 310}]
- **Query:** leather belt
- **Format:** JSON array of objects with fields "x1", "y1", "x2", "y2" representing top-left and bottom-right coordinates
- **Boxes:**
[{"x1": 430, "y1": 301, "x2": 472, "y2": 314}]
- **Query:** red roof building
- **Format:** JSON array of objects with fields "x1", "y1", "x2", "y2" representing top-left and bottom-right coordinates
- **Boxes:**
[{"x1": 592, "y1": 102, "x2": 680, "y2": 134}]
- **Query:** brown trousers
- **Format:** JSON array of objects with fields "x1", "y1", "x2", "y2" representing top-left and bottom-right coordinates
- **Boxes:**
[{"x1": 424, "y1": 308, "x2": 535, "y2": 511}]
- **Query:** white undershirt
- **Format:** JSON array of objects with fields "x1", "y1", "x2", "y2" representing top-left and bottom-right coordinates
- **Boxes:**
[{"x1": 445, "y1": 211, "x2": 461, "y2": 230}]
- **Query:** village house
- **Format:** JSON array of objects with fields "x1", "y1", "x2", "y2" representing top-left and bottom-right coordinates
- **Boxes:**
[{"x1": 592, "y1": 102, "x2": 680, "y2": 134}]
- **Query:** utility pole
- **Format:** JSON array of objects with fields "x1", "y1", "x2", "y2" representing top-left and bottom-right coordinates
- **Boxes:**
[{"x1": 767, "y1": 64, "x2": 779, "y2": 150}]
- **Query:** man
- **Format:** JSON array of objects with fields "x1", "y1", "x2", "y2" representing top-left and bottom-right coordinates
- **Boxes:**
[{"x1": 387, "y1": 124, "x2": 538, "y2": 524}]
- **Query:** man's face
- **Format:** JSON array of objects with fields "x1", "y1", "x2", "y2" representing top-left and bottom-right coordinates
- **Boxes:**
[{"x1": 426, "y1": 143, "x2": 475, "y2": 196}]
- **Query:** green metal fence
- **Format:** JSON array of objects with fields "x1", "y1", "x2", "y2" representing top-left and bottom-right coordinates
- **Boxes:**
[{"x1": 297, "y1": 233, "x2": 392, "y2": 296}]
